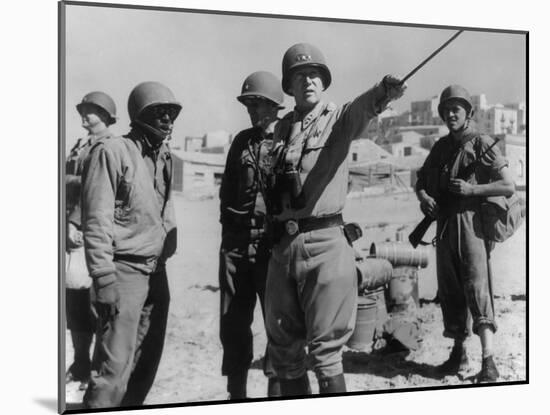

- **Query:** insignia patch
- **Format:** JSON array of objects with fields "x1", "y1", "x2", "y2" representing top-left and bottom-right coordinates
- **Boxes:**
[{"x1": 296, "y1": 54, "x2": 312, "y2": 62}]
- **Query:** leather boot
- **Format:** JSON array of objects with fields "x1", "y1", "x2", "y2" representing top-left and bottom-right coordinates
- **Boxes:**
[
  {"x1": 227, "y1": 371, "x2": 248, "y2": 399},
  {"x1": 267, "y1": 377, "x2": 282, "y2": 397},
  {"x1": 279, "y1": 374, "x2": 312, "y2": 396},
  {"x1": 477, "y1": 355, "x2": 499, "y2": 383},
  {"x1": 318, "y1": 373, "x2": 346, "y2": 394},
  {"x1": 436, "y1": 342, "x2": 469, "y2": 375}
]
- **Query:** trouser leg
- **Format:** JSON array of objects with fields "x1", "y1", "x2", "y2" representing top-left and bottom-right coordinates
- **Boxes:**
[
  {"x1": 83, "y1": 262, "x2": 149, "y2": 409},
  {"x1": 66, "y1": 288, "x2": 96, "y2": 380},
  {"x1": 436, "y1": 219, "x2": 469, "y2": 341},
  {"x1": 460, "y1": 214, "x2": 497, "y2": 335},
  {"x1": 296, "y1": 228, "x2": 357, "y2": 382},
  {"x1": 253, "y1": 237, "x2": 280, "y2": 396},
  {"x1": 265, "y1": 241, "x2": 308, "y2": 382},
  {"x1": 219, "y1": 245, "x2": 256, "y2": 398},
  {"x1": 120, "y1": 265, "x2": 171, "y2": 407}
]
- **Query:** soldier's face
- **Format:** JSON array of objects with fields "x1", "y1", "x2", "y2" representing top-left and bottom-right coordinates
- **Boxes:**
[
  {"x1": 289, "y1": 67, "x2": 324, "y2": 112},
  {"x1": 243, "y1": 98, "x2": 279, "y2": 130},
  {"x1": 442, "y1": 101, "x2": 470, "y2": 132},
  {"x1": 79, "y1": 104, "x2": 106, "y2": 132},
  {"x1": 140, "y1": 105, "x2": 178, "y2": 137}
]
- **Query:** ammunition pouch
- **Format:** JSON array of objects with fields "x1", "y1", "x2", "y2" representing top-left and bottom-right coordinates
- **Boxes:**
[{"x1": 343, "y1": 222, "x2": 363, "y2": 245}]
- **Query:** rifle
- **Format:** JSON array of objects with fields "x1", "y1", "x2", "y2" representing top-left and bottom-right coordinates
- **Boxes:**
[{"x1": 408, "y1": 137, "x2": 500, "y2": 248}]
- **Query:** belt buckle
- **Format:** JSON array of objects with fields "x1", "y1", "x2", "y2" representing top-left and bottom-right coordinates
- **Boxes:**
[{"x1": 285, "y1": 220, "x2": 299, "y2": 236}]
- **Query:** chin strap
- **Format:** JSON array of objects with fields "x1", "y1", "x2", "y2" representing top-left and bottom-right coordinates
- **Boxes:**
[{"x1": 132, "y1": 119, "x2": 171, "y2": 148}]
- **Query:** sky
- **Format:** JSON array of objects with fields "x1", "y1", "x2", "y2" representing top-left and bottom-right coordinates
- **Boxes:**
[{"x1": 62, "y1": 3, "x2": 526, "y2": 150}]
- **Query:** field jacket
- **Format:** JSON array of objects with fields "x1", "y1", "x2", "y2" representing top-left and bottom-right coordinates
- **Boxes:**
[{"x1": 81, "y1": 130, "x2": 177, "y2": 280}]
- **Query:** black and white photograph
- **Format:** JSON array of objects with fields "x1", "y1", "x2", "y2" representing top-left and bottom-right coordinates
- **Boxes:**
[
  {"x1": 4, "y1": 0, "x2": 540, "y2": 413},
  {"x1": 57, "y1": 0, "x2": 530, "y2": 413}
]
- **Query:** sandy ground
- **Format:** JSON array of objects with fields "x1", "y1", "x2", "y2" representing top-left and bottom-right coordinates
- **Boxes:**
[{"x1": 65, "y1": 191, "x2": 526, "y2": 406}]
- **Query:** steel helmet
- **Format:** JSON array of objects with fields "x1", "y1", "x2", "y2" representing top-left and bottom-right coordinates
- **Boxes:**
[
  {"x1": 281, "y1": 43, "x2": 332, "y2": 95},
  {"x1": 127, "y1": 81, "x2": 182, "y2": 122},
  {"x1": 437, "y1": 84, "x2": 473, "y2": 119},
  {"x1": 76, "y1": 91, "x2": 117, "y2": 125},
  {"x1": 237, "y1": 71, "x2": 285, "y2": 108}
]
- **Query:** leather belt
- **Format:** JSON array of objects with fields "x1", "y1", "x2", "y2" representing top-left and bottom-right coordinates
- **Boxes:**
[{"x1": 274, "y1": 213, "x2": 344, "y2": 237}]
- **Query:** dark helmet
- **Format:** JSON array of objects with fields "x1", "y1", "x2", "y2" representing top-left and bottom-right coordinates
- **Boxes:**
[
  {"x1": 76, "y1": 91, "x2": 117, "y2": 125},
  {"x1": 237, "y1": 71, "x2": 284, "y2": 108},
  {"x1": 281, "y1": 43, "x2": 332, "y2": 95},
  {"x1": 127, "y1": 81, "x2": 182, "y2": 122},
  {"x1": 437, "y1": 84, "x2": 473, "y2": 119}
]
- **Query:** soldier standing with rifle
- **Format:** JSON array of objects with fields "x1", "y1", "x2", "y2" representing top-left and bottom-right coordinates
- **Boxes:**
[
  {"x1": 219, "y1": 71, "x2": 283, "y2": 399},
  {"x1": 81, "y1": 82, "x2": 179, "y2": 408},
  {"x1": 263, "y1": 43, "x2": 406, "y2": 395},
  {"x1": 415, "y1": 85, "x2": 515, "y2": 382},
  {"x1": 66, "y1": 91, "x2": 117, "y2": 390}
]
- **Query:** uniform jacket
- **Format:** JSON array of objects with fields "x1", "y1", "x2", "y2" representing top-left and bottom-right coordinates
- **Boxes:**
[
  {"x1": 66, "y1": 129, "x2": 114, "y2": 227},
  {"x1": 269, "y1": 82, "x2": 387, "y2": 221},
  {"x1": 415, "y1": 125, "x2": 507, "y2": 215},
  {"x1": 219, "y1": 126, "x2": 271, "y2": 230},
  {"x1": 81, "y1": 129, "x2": 177, "y2": 280}
]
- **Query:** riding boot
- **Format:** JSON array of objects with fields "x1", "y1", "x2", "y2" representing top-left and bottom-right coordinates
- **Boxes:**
[
  {"x1": 279, "y1": 374, "x2": 311, "y2": 396},
  {"x1": 267, "y1": 377, "x2": 282, "y2": 397},
  {"x1": 227, "y1": 371, "x2": 248, "y2": 399},
  {"x1": 318, "y1": 373, "x2": 346, "y2": 394}
]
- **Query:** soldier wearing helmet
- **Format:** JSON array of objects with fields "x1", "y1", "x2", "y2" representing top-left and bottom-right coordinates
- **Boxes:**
[
  {"x1": 218, "y1": 71, "x2": 283, "y2": 399},
  {"x1": 262, "y1": 43, "x2": 406, "y2": 395},
  {"x1": 81, "y1": 82, "x2": 180, "y2": 408},
  {"x1": 65, "y1": 91, "x2": 117, "y2": 391},
  {"x1": 415, "y1": 84, "x2": 515, "y2": 383}
]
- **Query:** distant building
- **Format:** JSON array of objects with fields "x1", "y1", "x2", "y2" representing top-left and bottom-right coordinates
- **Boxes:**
[
  {"x1": 494, "y1": 133, "x2": 526, "y2": 189},
  {"x1": 348, "y1": 139, "x2": 392, "y2": 164},
  {"x1": 205, "y1": 130, "x2": 231, "y2": 148},
  {"x1": 410, "y1": 96, "x2": 442, "y2": 126},
  {"x1": 475, "y1": 105, "x2": 518, "y2": 135},
  {"x1": 171, "y1": 149, "x2": 226, "y2": 196},
  {"x1": 471, "y1": 94, "x2": 490, "y2": 114},
  {"x1": 361, "y1": 109, "x2": 411, "y2": 140},
  {"x1": 378, "y1": 131, "x2": 425, "y2": 158},
  {"x1": 505, "y1": 102, "x2": 526, "y2": 133}
]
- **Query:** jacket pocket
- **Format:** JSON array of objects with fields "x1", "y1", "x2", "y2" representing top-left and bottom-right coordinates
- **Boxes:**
[{"x1": 114, "y1": 176, "x2": 134, "y2": 224}]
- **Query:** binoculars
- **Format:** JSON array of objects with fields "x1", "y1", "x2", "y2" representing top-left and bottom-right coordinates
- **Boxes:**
[{"x1": 269, "y1": 164, "x2": 306, "y2": 214}]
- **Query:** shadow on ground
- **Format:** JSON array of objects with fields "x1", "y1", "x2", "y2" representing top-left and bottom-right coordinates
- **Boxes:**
[{"x1": 342, "y1": 349, "x2": 444, "y2": 380}]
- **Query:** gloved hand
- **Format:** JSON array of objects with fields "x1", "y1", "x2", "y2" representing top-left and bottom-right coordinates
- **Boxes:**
[
  {"x1": 67, "y1": 223, "x2": 83, "y2": 250},
  {"x1": 93, "y1": 274, "x2": 120, "y2": 321},
  {"x1": 382, "y1": 74, "x2": 407, "y2": 101}
]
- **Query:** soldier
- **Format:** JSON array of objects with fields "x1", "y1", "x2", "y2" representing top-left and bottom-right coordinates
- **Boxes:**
[
  {"x1": 65, "y1": 91, "x2": 117, "y2": 390},
  {"x1": 415, "y1": 85, "x2": 515, "y2": 382},
  {"x1": 219, "y1": 71, "x2": 283, "y2": 399},
  {"x1": 81, "y1": 82, "x2": 179, "y2": 408},
  {"x1": 263, "y1": 43, "x2": 406, "y2": 395}
]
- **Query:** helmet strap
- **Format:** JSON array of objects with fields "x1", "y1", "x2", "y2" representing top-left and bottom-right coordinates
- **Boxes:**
[{"x1": 132, "y1": 119, "x2": 170, "y2": 149}]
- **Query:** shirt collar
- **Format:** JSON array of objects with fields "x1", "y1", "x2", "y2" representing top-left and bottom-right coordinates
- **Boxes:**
[
  {"x1": 292, "y1": 101, "x2": 326, "y2": 131},
  {"x1": 87, "y1": 128, "x2": 112, "y2": 145},
  {"x1": 450, "y1": 123, "x2": 477, "y2": 146}
]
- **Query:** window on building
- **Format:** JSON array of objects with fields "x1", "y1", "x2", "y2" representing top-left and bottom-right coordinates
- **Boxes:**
[
  {"x1": 352, "y1": 153, "x2": 358, "y2": 162},
  {"x1": 404, "y1": 146, "x2": 412, "y2": 156}
]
